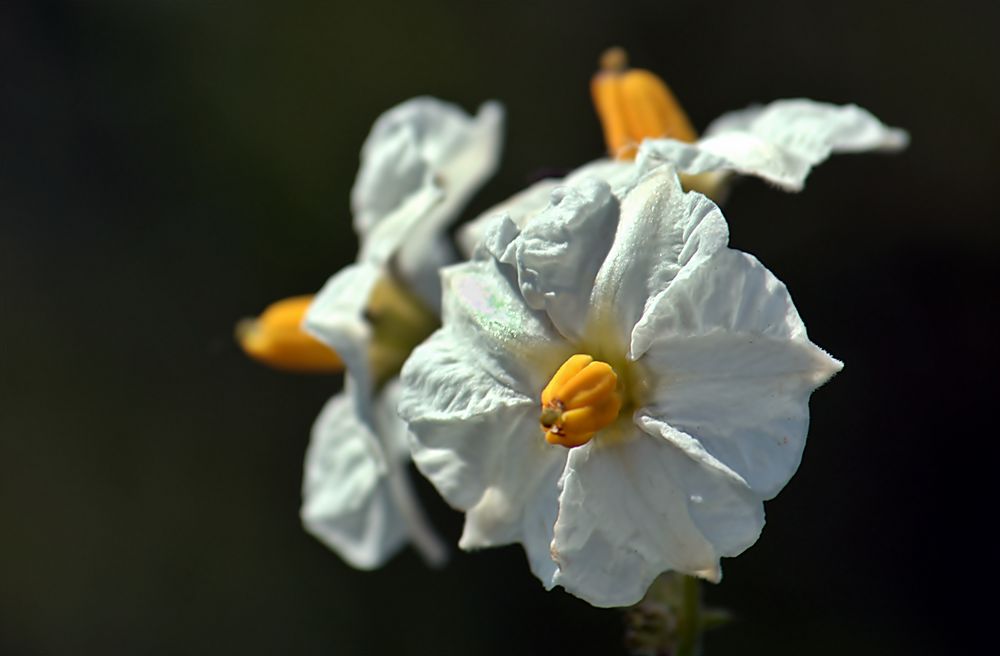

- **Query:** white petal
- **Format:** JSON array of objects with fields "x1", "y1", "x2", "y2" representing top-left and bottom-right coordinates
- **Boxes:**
[
  {"x1": 551, "y1": 433, "x2": 764, "y2": 607},
  {"x1": 399, "y1": 326, "x2": 567, "y2": 568},
  {"x1": 458, "y1": 428, "x2": 563, "y2": 558},
  {"x1": 639, "y1": 249, "x2": 842, "y2": 497},
  {"x1": 589, "y1": 166, "x2": 729, "y2": 356},
  {"x1": 635, "y1": 416, "x2": 766, "y2": 559},
  {"x1": 301, "y1": 387, "x2": 407, "y2": 570},
  {"x1": 458, "y1": 177, "x2": 560, "y2": 258},
  {"x1": 457, "y1": 158, "x2": 637, "y2": 258},
  {"x1": 394, "y1": 232, "x2": 456, "y2": 315},
  {"x1": 515, "y1": 462, "x2": 562, "y2": 587},
  {"x1": 352, "y1": 99, "x2": 503, "y2": 298},
  {"x1": 303, "y1": 262, "x2": 380, "y2": 409},
  {"x1": 398, "y1": 261, "x2": 557, "y2": 465},
  {"x1": 352, "y1": 97, "x2": 504, "y2": 236},
  {"x1": 638, "y1": 99, "x2": 908, "y2": 191},
  {"x1": 394, "y1": 101, "x2": 504, "y2": 301},
  {"x1": 373, "y1": 380, "x2": 448, "y2": 566},
  {"x1": 705, "y1": 99, "x2": 909, "y2": 155},
  {"x1": 357, "y1": 182, "x2": 444, "y2": 266},
  {"x1": 402, "y1": 345, "x2": 533, "y2": 508},
  {"x1": 493, "y1": 178, "x2": 620, "y2": 342},
  {"x1": 440, "y1": 259, "x2": 572, "y2": 392},
  {"x1": 562, "y1": 158, "x2": 639, "y2": 196}
]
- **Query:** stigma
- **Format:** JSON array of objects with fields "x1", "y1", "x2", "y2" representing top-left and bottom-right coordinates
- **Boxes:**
[
  {"x1": 540, "y1": 354, "x2": 622, "y2": 448},
  {"x1": 590, "y1": 47, "x2": 698, "y2": 160},
  {"x1": 236, "y1": 295, "x2": 344, "y2": 373}
]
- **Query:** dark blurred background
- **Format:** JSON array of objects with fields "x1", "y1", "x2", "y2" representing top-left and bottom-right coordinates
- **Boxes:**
[{"x1": 1, "y1": 0, "x2": 996, "y2": 654}]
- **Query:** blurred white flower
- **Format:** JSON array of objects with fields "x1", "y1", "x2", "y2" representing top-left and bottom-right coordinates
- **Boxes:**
[
  {"x1": 458, "y1": 53, "x2": 905, "y2": 255},
  {"x1": 399, "y1": 166, "x2": 841, "y2": 606},
  {"x1": 300, "y1": 96, "x2": 504, "y2": 568}
]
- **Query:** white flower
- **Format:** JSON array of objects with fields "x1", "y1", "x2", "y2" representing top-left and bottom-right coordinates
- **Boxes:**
[
  {"x1": 301, "y1": 96, "x2": 504, "y2": 568},
  {"x1": 399, "y1": 165, "x2": 841, "y2": 606},
  {"x1": 458, "y1": 97, "x2": 906, "y2": 255}
]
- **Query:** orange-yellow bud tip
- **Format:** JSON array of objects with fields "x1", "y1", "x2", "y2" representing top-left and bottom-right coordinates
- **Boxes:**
[
  {"x1": 236, "y1": 295, "x2": 344, "y2": 374},
  {"x1": 591, "y1": 48, "x2": 698, "y2": 160},
  {"x1": 540, "y1": 354, "x2": 622, "y2": 448}
]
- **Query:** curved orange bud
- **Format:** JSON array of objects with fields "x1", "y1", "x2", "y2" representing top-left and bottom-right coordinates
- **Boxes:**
[
  {"x1": 236, "y1": 295, "x2": 344, "y2": 374},
  {"x1": 591, "y1": 47, "x2": 698, "y2": 159}
]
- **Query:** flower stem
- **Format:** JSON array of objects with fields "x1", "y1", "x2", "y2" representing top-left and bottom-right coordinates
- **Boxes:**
[
  {"x1": 624, "y1": 572, "x2": 729, "y2": 656},
  {"x1": 675, "y1": 574, "x2": 701, "y2": 656}
]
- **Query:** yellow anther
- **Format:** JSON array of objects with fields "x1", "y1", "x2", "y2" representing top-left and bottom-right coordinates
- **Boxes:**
[
  {"x1": 591, "y1": 47, "x2": 698, "y2": 160},
  {"x1": 236, "y1": 295, "x2": 344, "y2": 373},
  {"x1": 540, "y1": 354, "x2": 622, "y2": 448}
]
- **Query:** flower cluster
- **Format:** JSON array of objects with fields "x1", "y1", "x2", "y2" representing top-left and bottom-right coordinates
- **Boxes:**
[{"x1": 238, "y1": 53, "x2": 906, "y2": 605}]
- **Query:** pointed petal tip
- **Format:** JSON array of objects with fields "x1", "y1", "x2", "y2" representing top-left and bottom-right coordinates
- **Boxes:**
[{"x1": 693, "y1": 563, "x2": 723, "y2": 584}]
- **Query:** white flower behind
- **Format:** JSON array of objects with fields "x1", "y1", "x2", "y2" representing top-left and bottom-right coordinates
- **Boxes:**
[
  {"x1": 399, "y1": 165, "x2": 841, "y2": 606},
  {"x1": 459, "y1": 98, "x2": 906, "y2": 256},
  {"x1": 301, "y1": 96, "x2": 504, "y2": 569}
]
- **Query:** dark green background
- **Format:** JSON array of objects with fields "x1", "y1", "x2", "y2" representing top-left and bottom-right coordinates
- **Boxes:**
[{"x1": 2, "y1": 1, "x2": 995, "y2": 654}]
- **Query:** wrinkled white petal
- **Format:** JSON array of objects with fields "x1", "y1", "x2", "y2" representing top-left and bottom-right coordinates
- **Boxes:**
[
  {"x1": 639, "y1": 249, "x2": 842, "y2": 497},
  {"x1": 458, "y1": 177, "x2": 560, "y2": 258},
  {"x1": 458, "y1": 158, "x2": 637, "y2": 257},
  {"x1": 304, "y1": 262, "x2": 381, "y2": 411},
  {"x1": 551, "y1": 433, "x2": 764, "y2": 607},
  {"x1": 374, "y1": 380, "x2": 448, "y2": 566},
  {"x1": 395, "y1": 102, "x2": 504, "y2": 304},
  {"x1": 705, "y1": 99, "x2": 909, "y2": 155},
  {"x1": 637, "y1": 99, "x2": 908, "y2": 191},
  {"x1": 394, "y1": 232, "x2": 456, "y2": 315},
  {"x1": 439, "y1": 259, "x2": 573, "y2": 391},
  {"x1": 398, "y1": 263, "x2": 560, "y2": 434},
  {"x1": 301, "y1": 386, "x2": 407, "y2": 570},
  {"x1": 458, "y1": 427, "x2": 563, "y2": 555},
  {"x1": 492, "y1": 178, "x2": 620, "y2": 342},
  {"x1": 357, "y1": 182, "x2": 443, "y2": 266},
  {"x1": 562, "y1": 158, "x2": 640, "y2": 196},
  {"x1": 400, "y1": 322, "x2": 567, "y2": 575},
  {"x1": 302, "y1": 380, "x2": 447, "y2": 569},
  {"x1": 352, "y1": 97, "x2": 504, "y2": 236},
  {"x1": 351, "y1": 98, "x2": 503, "y2": 307},
  {"x1": 589, "y1": 166, "x2": 729, "y2": 354},
  {"x1": 403, "y1": 361, "x2": 534, "y2": 510}
]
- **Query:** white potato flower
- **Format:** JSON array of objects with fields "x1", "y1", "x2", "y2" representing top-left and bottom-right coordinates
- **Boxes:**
[
  {"x1": 301, "y1": 96, "x2": 504, "y2": 568},
  {"x1": 399, "y1": 165, "x2": 841, "y2": 606},
  {"x1": 459, "y1": 97, "x2": 906, "y2": 256}
]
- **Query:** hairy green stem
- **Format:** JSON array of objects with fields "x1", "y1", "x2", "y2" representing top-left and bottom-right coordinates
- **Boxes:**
[{"x1": 624, "y1": 572, "x2": 728, "y2": 656}]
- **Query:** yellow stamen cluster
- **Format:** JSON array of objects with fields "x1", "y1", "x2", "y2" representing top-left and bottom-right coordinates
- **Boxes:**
[
  {"x1": 540, "y1": 354, "x2": 622, "y2": 448},
  {"x1": 591, "y1": 47, "x2": 698, "y2": 160},
  {"x1": 236, "y1": 295, "x2": 344, "y2": 373}
]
